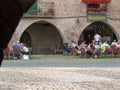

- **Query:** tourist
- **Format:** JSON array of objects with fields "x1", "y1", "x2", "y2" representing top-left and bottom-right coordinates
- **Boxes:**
[
  {"x1": 22, "y1": 44, "x2": 29, "y2": 60},
  {"x1": 94, "y1": 32, "x2": 102, "y2": 42},
  {"x1": 12, "y1": 41, "x2": 21, "y2": 60},
  {"x1": 111, "y1": 39, "x2": 118, "y2": 46},
  {"x1": 94, "y1": 42, "x2": 101, "y2": 58}
]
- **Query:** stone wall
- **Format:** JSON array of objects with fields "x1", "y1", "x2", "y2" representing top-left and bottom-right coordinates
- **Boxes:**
[{"x1": 10, "y1": 0, "x2": 120, "y2": 54}]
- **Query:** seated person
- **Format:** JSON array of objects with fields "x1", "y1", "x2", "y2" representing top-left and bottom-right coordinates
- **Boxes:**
[{"x1": 105, "y1": 46, "x2": 113, "y2": 54}]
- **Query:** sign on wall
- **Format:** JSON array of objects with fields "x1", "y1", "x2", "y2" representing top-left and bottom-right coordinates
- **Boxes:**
[{"x1": 87, "y1": 13, "x2": 107, "y2": 21}]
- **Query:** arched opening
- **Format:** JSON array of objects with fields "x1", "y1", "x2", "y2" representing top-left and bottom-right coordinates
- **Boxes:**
[
  {"x1": 20, "y1": 31, "x2": 32, "y2": 47},
  {"x1": 79, "y1": 22, "x2": 117, "y2": 45},
  {"x1": 20, "y1": 21, "x2": 63, "y2": 55}
]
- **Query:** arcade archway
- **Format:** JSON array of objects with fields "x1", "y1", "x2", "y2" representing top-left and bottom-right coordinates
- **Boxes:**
[
  {"x1": 20, "y1": 21, "x2": 63, "y2": 55},
  {"x1": 20, "y1": 31, "x2": 32, "y2": 47},
  {"x1": 79, "y1": 22, "x2": 117, "y2": 45}
]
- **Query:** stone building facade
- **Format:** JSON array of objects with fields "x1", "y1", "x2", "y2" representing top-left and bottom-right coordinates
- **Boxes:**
[{"x1": 10, "y1": 0, "x2": 120, "y2": 54}]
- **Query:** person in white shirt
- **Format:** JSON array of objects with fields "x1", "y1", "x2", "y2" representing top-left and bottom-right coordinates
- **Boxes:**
[
  {"x1": 94, "y1": 42, "x2": 101, "y2": 58},
  {"x1": 111, "y1": 39, "x2": 118, "y2": 46},
  {"x1": 23, "y1": 44, "x2": 29, "y2": 60},
  {"x1": 94, "y1": 32, "x2": 102, "y2": 42},
  {"x1": 103, "y1": 41, "x2": 110, "y2": 48}
]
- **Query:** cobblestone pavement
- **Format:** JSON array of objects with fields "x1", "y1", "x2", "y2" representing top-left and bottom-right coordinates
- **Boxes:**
[{"x1": 0, "y1": 67, "x2": 120, "y2": 90}]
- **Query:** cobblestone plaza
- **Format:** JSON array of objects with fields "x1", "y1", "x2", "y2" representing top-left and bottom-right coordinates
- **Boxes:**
[{"x1": 1, "y1": 58, "x2": 120, "y2": 90}]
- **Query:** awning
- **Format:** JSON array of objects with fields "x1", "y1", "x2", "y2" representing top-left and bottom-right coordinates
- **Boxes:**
[{"x1": 82, "y1": 0, "x2": 112, "y2": 4}]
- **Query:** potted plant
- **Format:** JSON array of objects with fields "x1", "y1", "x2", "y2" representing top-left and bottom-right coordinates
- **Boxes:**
[{"x1": 44, "y1": 8, "x2": 54, "y2": 15}]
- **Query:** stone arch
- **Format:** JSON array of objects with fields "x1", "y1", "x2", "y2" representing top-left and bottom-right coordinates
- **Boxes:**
[
  {"x1": 17, "y1": 19, "x2": 64, "y2": 54},
  {"x1": 101, "y1": 21, "x2": 119, "y2": 40},
  {"x1": 20, "y1": 31, "x2": 32, "y2": 47},
  {"x1": 78, "y1": 21, "x2": 118, "y2": 44},
  {"x1": 12, "y1": 19, "x2": 65, "y2": 44}
]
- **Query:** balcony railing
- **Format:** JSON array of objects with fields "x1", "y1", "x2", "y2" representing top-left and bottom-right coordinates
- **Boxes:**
[
  {"x1": 87, "y1": 7, "x2": 107, "y2": 12},
  {"x1": 23, "y1": 1, "x2": 54, "y2": 17}
]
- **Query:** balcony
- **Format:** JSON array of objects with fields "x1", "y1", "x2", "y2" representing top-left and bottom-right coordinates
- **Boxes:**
[
  {"x1": 23, "y1": 1, "x2": 54, "y2": 17},
  {"x1": 87, "y1": 7, "x2": 107, "y2": 14},
  {"x1": 86, "y1": 4, "x2": 108, "y2": 21}
]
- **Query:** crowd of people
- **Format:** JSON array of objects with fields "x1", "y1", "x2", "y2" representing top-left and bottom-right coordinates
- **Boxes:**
[
  {"x1": 63, "y1": 33, "x2": 120, "y2": 58},
  {"x1": 4, "y1": 41, "x2": 30, "y2": 60},
  {"x1": 3, "y1": 33, "x2": 120, "y2": 59}
]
